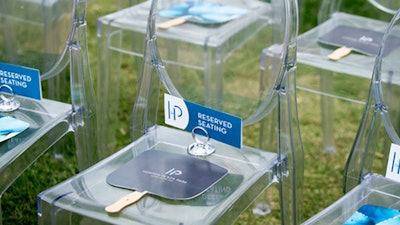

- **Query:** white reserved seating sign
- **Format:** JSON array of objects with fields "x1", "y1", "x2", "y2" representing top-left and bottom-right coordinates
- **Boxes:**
[{"x1": 386, "y1": 143, "x2": 400, "y2": 182}]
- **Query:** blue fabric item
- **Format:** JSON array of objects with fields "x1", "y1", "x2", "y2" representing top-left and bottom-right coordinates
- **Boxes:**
[
  {"x1": 344, "y1": 205, "x2": 400, "y2": 225},
  {"x1": 159, "y1": 1, "x2": 247, "y2": 24},
  {"x1": 188, "y1": 5, "x2": 247, "y2": 17},
  {"x1": 158, "y1": 2, "x2": 195, "y2": 18},
  {"x1": 0, "y1": 115, "x2": 29, "y2": 142},
  {"x1": 0, "y1": 115, "x2": 29, "y2": 133}
]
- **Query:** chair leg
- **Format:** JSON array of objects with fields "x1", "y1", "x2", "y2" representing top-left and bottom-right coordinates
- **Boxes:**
[{"x1": 320, "y1": 69, "x2": 336, "y2": 154}]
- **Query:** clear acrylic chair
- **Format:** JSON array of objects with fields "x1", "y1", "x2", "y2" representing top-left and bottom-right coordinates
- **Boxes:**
[
  {"x1": 0, "y1": 0, "x2": 96, "y2": 223},
  {"x1": 303, "y1": 8, "x2": 400, "y2": 224},
  {"x1": 37, "y1": 0, "x2": 303, "y2": 224},
  {"x1": 297, "y1": 0, "x2": 400, "y2": 154}
]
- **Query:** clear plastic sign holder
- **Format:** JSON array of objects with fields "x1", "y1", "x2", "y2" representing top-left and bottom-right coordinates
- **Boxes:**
[
  {"x1": 187, "y1": 126, "x2": 216, "y2": 157},
  {"x1": 0, "y1": 84, "x2": 20, "y2": 112}
]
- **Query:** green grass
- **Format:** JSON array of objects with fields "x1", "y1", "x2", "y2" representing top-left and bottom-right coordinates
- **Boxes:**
[{"x1": 1, "y1": 0, "x2": 381, "y2": 224}]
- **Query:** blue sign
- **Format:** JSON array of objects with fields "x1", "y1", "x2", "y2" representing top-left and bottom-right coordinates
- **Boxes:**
[
  {"x1": 0, "y1": 62, "x2": 42, "y2": 100},
  {"x1": 164, "y1": 93, "x2": 242, "y2": 148}
]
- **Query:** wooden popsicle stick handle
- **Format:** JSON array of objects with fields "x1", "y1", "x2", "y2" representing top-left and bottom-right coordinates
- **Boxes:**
[
  {"x1": 105, "y1": 191, "x2": 148, "y2": 213},
  {"x1": 157, "y1": 17, "x2": 188, "y2": 29},
  {"x1": 328, "y1": 46, "x2": 352, "y2": 61}
]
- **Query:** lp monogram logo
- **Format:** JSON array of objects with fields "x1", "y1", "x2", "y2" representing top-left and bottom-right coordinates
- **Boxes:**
[
  {"x1": 165, "y1": 168, "x2": 183, "y2": 176},
  {"x1": 164, "y1": 94, "x2": 189, "y2": 129}
]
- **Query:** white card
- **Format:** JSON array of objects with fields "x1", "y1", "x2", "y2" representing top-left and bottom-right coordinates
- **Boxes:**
[{"x1": 385, "y1": 143, "x2": 400, "y2": 182}]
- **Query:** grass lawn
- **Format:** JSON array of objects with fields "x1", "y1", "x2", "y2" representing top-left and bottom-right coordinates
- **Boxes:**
[{"x1": 1, "y1": 0, "x2": 382, "y2": 224}]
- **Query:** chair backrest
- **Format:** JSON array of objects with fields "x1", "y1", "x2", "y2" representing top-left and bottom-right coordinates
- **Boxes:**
[
  {"x1": 318, "y1": 0, "x2": 400, "y2": 24},
  {"x1": 131, "y1": 0, "x2": 299, "y2": 140},
  {"x1": 0, "y1": 0, "x2": 97, "y2": 170},
  {"x1": 368, "y1": 0, "x2": 400, "y2": 15},
  {"x1": 0, "y1": 0, "x2": 72, "y2": 80},
  {"x1": 344, "y1": 9, "x2": 400, "y2": 193},
  {"x1": 131, "y1": 0, "x2": 303, "y2": 223}
]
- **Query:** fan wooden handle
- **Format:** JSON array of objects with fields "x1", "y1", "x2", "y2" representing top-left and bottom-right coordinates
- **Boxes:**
[
  {"x1": 157, "y1": 17, "x2": 188, "y2": 29},
  {"x1": 328, "y1": 46, "x2": 352, "y2": 61},
  {"x1": 105, "y1": 191, "x2": 148, "y2": 213}
]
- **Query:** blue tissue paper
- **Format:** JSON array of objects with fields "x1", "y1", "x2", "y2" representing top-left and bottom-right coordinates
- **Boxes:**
[
  {"x1": 344, "y1": 205, "x2": 400, "y2": 225},
  {"x1": 0, "y1": 115, "x2": 29, "y2": 142},
  {"x1": 159, "y1": 1, "x2": 247, "y2": 24}
]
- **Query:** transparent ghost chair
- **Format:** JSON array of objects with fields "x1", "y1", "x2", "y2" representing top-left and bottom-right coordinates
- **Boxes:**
[
  {"x1": 296, "y1": 0, "x2": 400, "y2": 154},
  {"x1": 0, "y1": 0, "x2": 96, "y2": 223},
  {"x1": 303, "y1": 8, "x2": 400, "y2": 224},
  {"x1": 37, "y1": 0, "x2": 303, "y2": 224}
]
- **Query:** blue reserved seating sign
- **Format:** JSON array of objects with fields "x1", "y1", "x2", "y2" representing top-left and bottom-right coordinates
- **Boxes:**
[
  {"x1": 164, "y1": 93, "x2": 242, "y2": 148},
  {"x1": 0, "y1": 62, "x2": 42, "y2": 100}
]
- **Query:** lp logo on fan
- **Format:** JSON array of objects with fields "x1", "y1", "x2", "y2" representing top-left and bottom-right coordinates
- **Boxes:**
[
  {"x1": 164, "y1": 94, "x2": 189, "y2": 129},
  {"x1": 165, "y1": 168, "x2": 182, "y2": 176}
]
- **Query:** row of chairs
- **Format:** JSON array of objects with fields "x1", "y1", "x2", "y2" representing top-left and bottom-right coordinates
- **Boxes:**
[{"x1": 1, "y1": 0, "x2": 400, "y2": 224}]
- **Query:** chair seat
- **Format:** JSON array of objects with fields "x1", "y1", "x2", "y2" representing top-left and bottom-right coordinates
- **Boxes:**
[
  {"x1": 38, "y1": 125, "x2": 278, "y2": 225},
  {"x1": 297, "y1": 12, "x2": 389, "y2": 78},
  {"x1": 303, "y1": 174, "x2": 400, "y2": 225},
  {"x1": 0, "y1": 97, "x2": 71, "y2": 191}
]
